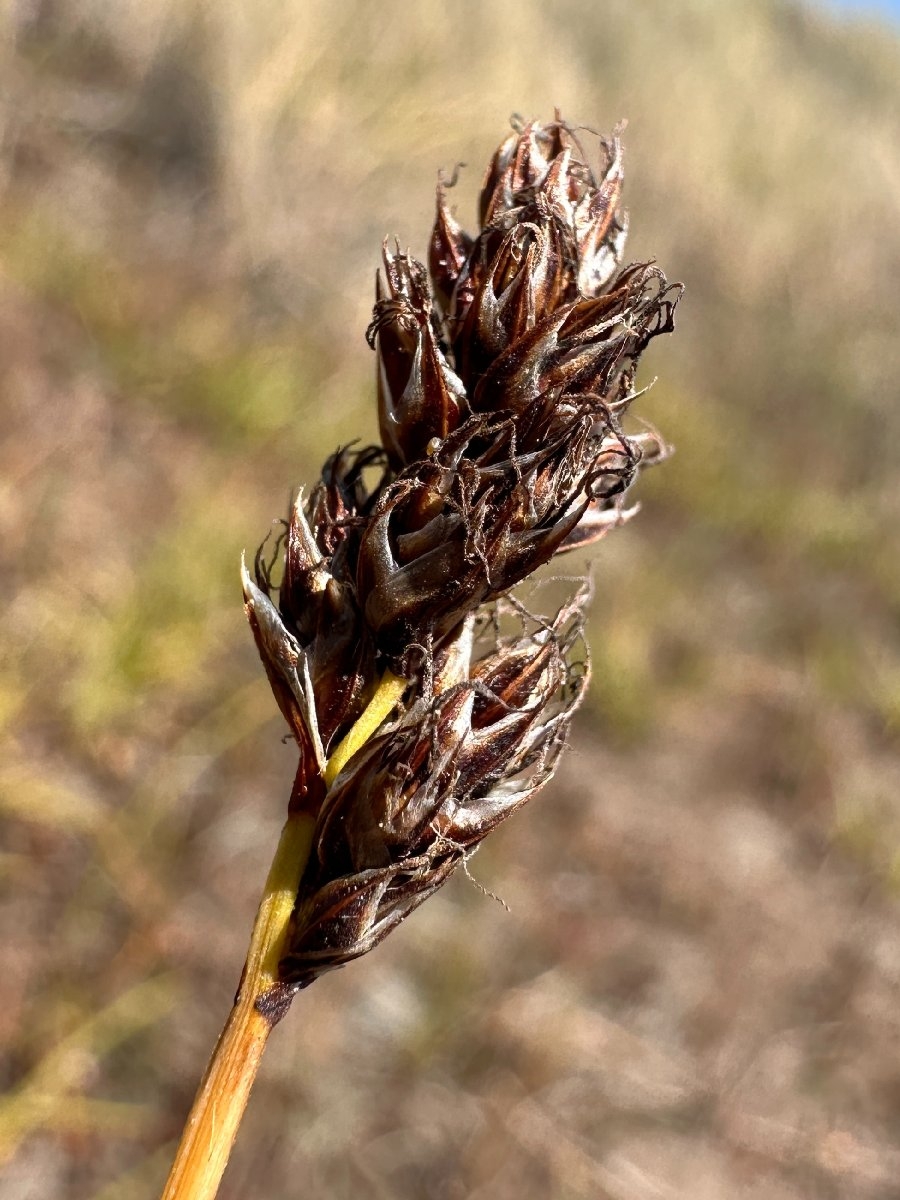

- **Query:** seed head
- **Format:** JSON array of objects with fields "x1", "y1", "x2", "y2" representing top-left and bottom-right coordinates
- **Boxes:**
[{"x1": 242, "y1": 115, "x2": 681, "y2": 985}]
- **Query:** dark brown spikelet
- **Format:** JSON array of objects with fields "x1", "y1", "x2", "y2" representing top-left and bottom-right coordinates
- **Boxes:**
[
  {"x1": 243, "y1": 447, "x2": 387, "y2": 779},
  {"x1": 356, "y1": 395, "x2": 639, "y2": 660},
  {"x1": 241, "y1": 114, "x2": 681, "y2": 986},
  {"x1": 280, "y1": 597, "x2": 588, "y2": 987},
  {"x1": 363, "y1": 116, "x2": 681, "y2": 659},
  {"x1": 373, "y1": 117, "x2": 679, "y2": 453}
]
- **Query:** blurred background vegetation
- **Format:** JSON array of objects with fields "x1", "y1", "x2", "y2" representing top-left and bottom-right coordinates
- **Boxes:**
[{"x1": 2, "y1": 0, "x2": 899, "y2": 1196}]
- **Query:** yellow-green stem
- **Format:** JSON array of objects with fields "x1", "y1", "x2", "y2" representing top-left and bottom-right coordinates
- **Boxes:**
[
  {"x1": 324, "y1": 670, "x2": 407, "y2": 787},
  {"x1": 159, "y1": 812, "x2": 314, "y2": 1200},
  {"x1": 160, "y1": 669, "x2": 407, "y2": 1200}
]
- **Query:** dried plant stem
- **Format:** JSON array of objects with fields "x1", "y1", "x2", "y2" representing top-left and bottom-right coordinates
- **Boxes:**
[{"x1": 160, "y1": 811, "x2": 314, "y2": 1200}]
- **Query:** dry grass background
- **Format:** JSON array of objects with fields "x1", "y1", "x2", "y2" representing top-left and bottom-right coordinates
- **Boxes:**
[{"x1": 2, "y1": 0, "x2": 900, "y2": 1197}]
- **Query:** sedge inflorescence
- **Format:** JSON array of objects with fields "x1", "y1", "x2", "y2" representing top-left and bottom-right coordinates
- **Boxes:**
[{"x1": 242, "y1": 115, "x2": 682, "y2": 989}]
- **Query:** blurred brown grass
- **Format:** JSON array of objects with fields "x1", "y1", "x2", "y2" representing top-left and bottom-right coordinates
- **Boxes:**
[{"x1": 2, "y1": 1, "x2": 900, "y2": 1197}]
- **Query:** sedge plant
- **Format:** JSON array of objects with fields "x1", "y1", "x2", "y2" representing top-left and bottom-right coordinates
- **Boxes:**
[{"x1": 161, "y1": 114, "x2": 681, "y2": 1200}]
